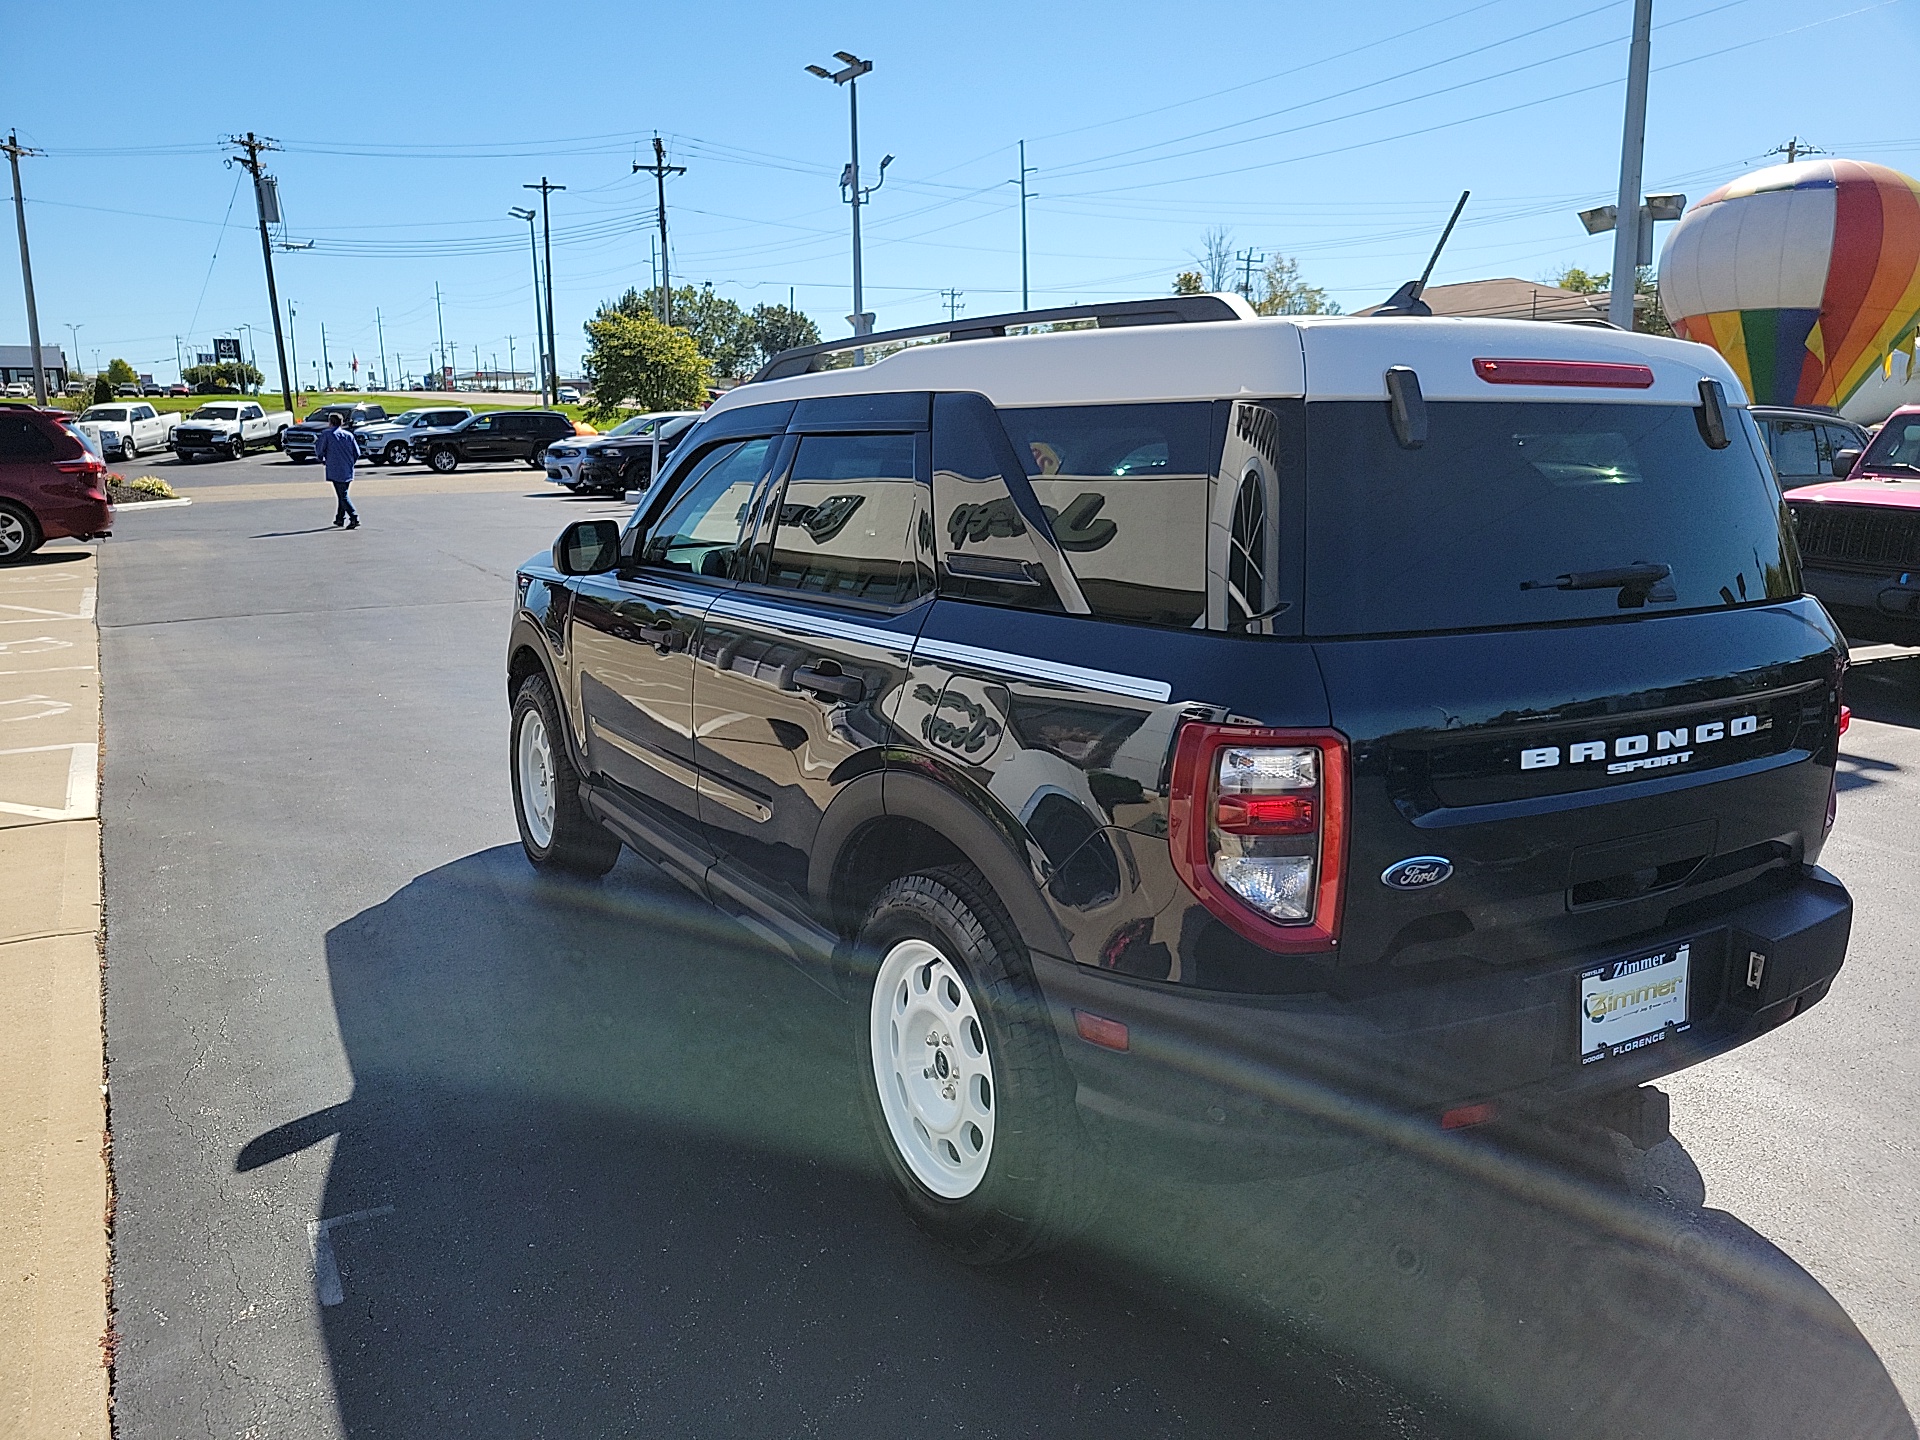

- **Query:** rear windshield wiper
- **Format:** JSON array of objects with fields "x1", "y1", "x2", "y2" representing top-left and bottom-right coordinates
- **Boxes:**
[{"x1": 1522, "y1": 562, "x2": 1675, "y2": 608}]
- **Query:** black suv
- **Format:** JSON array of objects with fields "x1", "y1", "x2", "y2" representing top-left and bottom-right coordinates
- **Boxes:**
[
  {"x1": 413, "y1": 409, "x2": 576, "y2": 473},
  {"x1": 506, "y1": 299, "x2": 1852, "y2": 1262},
  {"x1": 283, "y1": 402, "x2": 389, "y2": 462}
]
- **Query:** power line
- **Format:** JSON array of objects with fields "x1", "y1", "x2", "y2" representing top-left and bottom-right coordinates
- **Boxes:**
[
  {"x1": 223, "y1": 132, "x2": 295, "y2": 413},
  {"x1": 940, "y1": 288, "x2": 964, "y2": 320},
  {"x1": 634, "y1": 136, "x2": 686, "y2": 323}
]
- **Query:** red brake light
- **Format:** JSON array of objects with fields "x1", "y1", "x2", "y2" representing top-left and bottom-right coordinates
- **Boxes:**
[
  {"x1": 1167, "y1": 723, "x2": 1347, "y2": 954},
  {"x1": 1838, "y1": 704, "x2": 1851, "y2": 736},
  {"x1": 1440, "y1": 1101, "x2": 1499, "y2": 1130},
  {"x1": 1473, "y1": 358, "x2": 1655, "y2": 388},
  {"x1": 54, "y1": 458, "x2": 106, "y2": 474}
]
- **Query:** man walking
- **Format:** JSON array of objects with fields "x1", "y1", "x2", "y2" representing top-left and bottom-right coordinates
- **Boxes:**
[{"x1": 314, "y1": 412, "x2": 361, "y2": 529}]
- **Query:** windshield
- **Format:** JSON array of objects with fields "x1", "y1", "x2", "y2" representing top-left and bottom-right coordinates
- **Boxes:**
[
  {"x1": 391, "y1": 410, "x2": 426, "y2": 425},
  {"x1": 1858, "y1": 412, "x2": 1920, "y2": 473},
  {"x1": 1304, "y1": 400, "x2": 1797, "y2": 636},
  {"x1": 80, "y1": 407, "x2": 127, "y2": 422},
  {"x1": 191, "y1": 406, "x2": 239, "y2": 420},
  {"x1": 605, "y1": 415, "x2": 657, "y2": 438}
]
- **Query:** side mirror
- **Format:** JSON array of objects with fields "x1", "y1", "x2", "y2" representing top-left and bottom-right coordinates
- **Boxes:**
[
  {"x1": 1832, "y1": 448, "x2": 1861, "y2": 478},
  {"x1": 553, "y1": 519, "x2": 621, "y2": 575}
]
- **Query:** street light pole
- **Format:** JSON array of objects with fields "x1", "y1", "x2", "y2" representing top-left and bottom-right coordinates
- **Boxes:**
[
  {"x1": 510, "y1": 208, "x2": 545, "y2": 402},
  {"x1": 375, "y1": 308, "x2": 388, "y2": 394},
  {"x1": 1011, "y1": 140, "x2": 1037, "y2": 310},
  {"x1": 525, "y1": 179, "x2": 565, "y2": 405},
  {"x1": 66, "y1": 323, "x2": 82, "y2": 390},
  {"x1": 287, "y1": 300, "x2": 301, "y2": 404},
  {"x1": 1609, "y1": 0, "x2": 1654, "y2": 331},
  {"x1": 807, "y1": 51, "x2": 891, "y2": 352},
  {"x1": 434, "y1": 282, "x2": 448, "y2": 391}
]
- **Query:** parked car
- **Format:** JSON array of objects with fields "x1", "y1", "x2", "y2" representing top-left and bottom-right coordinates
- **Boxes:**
[
  {"x1": 140, "y1": 383, "x2": 163, "y2": 397},
  {"x1": 556, "y1": 386, "x2": 582, "y2": 404},
  {"x1": 1752, "y1": 405, "x2": 1870, "y2": 492},
  {"x1": 545, "y1": 411, "x2": 699, "y2": 494},
  {"x1": 170, "y1": 401, "x2": 294, "y2": 461},
  {"x1": 410, "y1": 409, "x2": 575, "y2": 473},
  {"x1": 2, "y1": 382, "x2": 30, "y2": 398},
  {"x1": 166, "y1": 384, "x2": 191, "y2": 398},
  {"x1": 0, "y1": 405, "x2": 111, "y2": 564},
  {"x1": 506, "y1": 297, "x2": 1852, "y2": 1261},
  {"x1": 353, "y1": 406, "x2": 473, "y2": 465},
  {"x1": 281, "y1": 402, "x2": 390, "y2": 462},
  {"x1": 113, "y1": 384, "x2": 141, "y2": 398},
  {"x1": 73, "y1": 402, "x2": 176, "y2": 461},
  {"x1": 1784, "y1": 403, "x2": 1920, "y2": 644}
]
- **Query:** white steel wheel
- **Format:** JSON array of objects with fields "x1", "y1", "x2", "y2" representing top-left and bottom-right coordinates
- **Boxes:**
[
  {"x1": 869, "y1": 937, "x2": 996, "y2": 1199},
  {"x1": 515, "y1": 705, "x2": 557, "y2": 850},
  {"x1": 0, "y1": 506, "x2": 34, "y2": 561}
]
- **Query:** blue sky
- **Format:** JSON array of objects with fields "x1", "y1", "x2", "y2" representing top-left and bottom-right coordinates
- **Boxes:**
[{"x1": 4, "y1": 0, "x2": 1917, "y2": 387}]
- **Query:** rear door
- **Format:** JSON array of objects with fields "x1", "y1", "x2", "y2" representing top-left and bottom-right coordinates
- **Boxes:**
[
  {"x1": 569, "y1": 432, "x2": 781, "y2": 847},
  {"x1": 693, "y1": 401, "x2": 934, "y2": 908}
]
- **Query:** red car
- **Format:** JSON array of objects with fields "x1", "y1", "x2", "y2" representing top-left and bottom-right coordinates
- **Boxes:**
[
  {"x1": 0, "y1": 405, "x2": 113, "y2": 564},
  {"x1": 1785, "y1": 404, "x2": 1920, "y2": 643}
]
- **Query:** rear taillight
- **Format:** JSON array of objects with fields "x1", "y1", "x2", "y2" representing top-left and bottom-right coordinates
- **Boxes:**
[
  {"x1": 1472, "y1": 358, "x2": 1655, "y2": 388},
  {"x1": 1168, "y1": 723, "x2": 1347, "y2": 952},
  {"x1": 54, "y1": 458, "x2": 105, "y2": 475}
]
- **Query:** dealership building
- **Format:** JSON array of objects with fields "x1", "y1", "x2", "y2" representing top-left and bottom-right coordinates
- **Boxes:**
[{"x1": 0, "y1": 344, "x2": 70, "y2": 390}]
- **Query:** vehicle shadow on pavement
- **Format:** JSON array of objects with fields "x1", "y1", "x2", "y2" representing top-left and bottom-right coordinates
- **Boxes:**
[
  {"x1": 1848, "y1": 653, "x2": 1920, "y2": 729},
  {"x1": 244, "y1": 846, "x2": 1915, "y2": 1440}
]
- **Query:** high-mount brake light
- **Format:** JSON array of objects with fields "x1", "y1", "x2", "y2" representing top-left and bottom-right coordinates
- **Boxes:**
[
  {"x1": 1168, "y1": 723, "x2": 1347, "y2": 953},
  {"x1": 1472, "y1": 358, "x2": 1655, "y2": 389}
]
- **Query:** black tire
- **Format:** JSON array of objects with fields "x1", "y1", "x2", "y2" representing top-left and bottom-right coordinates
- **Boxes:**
[
  {"x1": 230, "y1": 434, "x2": 246, "y2": 459},
  {"x1": 526, "y1": 444, "x2": 548, "y2": 469},
  {"x1": 510, "y1": 672, "x2": 621, "y2": 876},
  {"x1": 0, "y1": 501, "x2": 44, "y2": 565},
  {"x1": 428, "y1": 446, "x2": 459, "y2": 474},
  {"x1": 122, "y1": 434, "x2": 139, "y2": 460},
  {"x1": 853, "y1": 864, "x2": 1101, "y2": 1264},
  {"x1": 274, "y1": 427, "x2": 287, "y2": 450},
  {"x1": 384, "y1": 441, "x2": 409, "y2": 465}
]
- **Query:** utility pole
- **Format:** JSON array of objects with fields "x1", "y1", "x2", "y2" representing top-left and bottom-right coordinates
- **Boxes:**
[
  {"x1": 941, "y1": 288, "x2": 964, "y2": 321},
  {"x1": 508, "y1": 336, "x2": 516, "y2": 390},
  {"x1": 634, "y1": 137, "x2": 684, "y2": 326},
  {"x1": 1766, "y1": 136, "x2": 1825, "y2": 166},
  {"x1": 320, "y1": 322, "x2": 332, "y2": 389},
  {"x1": 375, "y1": 308, "x2": 388, "y2": 394},
  {"x1": 808, "y1": 52, "x2": 891, "y2": 351},
  {"x1": 434, "y1": 282, "x2": 448, "y2": 391},
  {"x1": 510, "y1": 208, "x2": 545, "y2": 402},
  {"x1": 225, "y1": 133, "x2": 295, "y2": 413},
  {"x1": 525, "y1": 178, "x2": 564, "y2": 404},
  {"x1": 287, "y1": 300, "x2": 301, "y2": 404},
  {"x1": 1608, "y1": 0, "x2": 1654, "y2": 331},
  {"x1": 1010, "y1": 140, "x2": 1037, "y2": 310},
  {"x1": 1236, "y1": 248, "x2": 1265, "y2": 298},
  {"x1": 4, "y1": 130, "x2": 49, "y2": 404}
]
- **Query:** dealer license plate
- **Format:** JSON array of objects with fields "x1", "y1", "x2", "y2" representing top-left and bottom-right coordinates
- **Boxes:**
[{"x1": 1579, "y1": 942, "x2": 1691, "y2": 1065}]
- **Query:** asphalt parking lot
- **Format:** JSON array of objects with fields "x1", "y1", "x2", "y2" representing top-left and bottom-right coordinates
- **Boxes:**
[{"x1": 93, "y1": 448, "x2": 1919, "y2": 1438}]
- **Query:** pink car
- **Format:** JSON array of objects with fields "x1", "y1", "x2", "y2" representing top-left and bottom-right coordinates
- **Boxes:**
[{"x1": 1784, "y1": 405, "x2": 1920, "y2": 643}]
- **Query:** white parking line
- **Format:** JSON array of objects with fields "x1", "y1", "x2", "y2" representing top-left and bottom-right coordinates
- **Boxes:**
[
  {"x1": 0, "y1": 743, "x2": 100, "y2": 820},
  {"x1": 306, "y1": 1206, "x2": 395, "y2": 1306}
]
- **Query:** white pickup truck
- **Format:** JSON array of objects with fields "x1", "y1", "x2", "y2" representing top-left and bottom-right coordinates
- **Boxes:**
[
  {"x1": 169, "y1": 401, "x2": 293, "y2": 461},
  {"x1": 73, "y1": 402, "x2": 176, "y2": 461}
]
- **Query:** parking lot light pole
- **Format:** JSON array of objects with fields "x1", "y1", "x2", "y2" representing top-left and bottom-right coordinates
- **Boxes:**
[
  {"x1": 1608, "y1": 0, "x2": 1654, "y2": 331},
  {"x1": 524, "y1": 179, "x2": 565, "y2": 407},
  {"x1": 807, "y1": 52, "x2": 891, "y2": 354},
  {"x1": 510, "y1": 207, "x2": 546, "y2": 404}
]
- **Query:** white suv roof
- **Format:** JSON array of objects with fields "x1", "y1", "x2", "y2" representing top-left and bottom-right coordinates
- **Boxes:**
[{"x1": 711, "y1": 303, "x2": 1744, "y2": 414}]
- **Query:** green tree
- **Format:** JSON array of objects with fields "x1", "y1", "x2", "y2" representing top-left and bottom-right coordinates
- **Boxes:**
[
  {"x1": 91, "y1": 375, "x2": 113, "y2": 405},
  {"x1": 1550, "y1": 264, "x2": 1672, "y2": 336},
  {"x1": 1172, "y1": 270, "x2": 1206, "y2": 296},
  {"x1": 608, "y1": 284, "x2": 757, "y2": 379},
  {"x1": 181, "y1": 360, "x2": 264, "y2": 391},
  {"x1": 744, "y1": 304, "x2": 821, "y2": 371},
  {"x1": 104, "y1": 358, "x2": 138, "y2": 386},
  {"x1": 1251, "y1": 255, "x2": 1340, "y2": 316},
  {"x1": 581, "y1": 310, "x2": 710, "y2": 420}
]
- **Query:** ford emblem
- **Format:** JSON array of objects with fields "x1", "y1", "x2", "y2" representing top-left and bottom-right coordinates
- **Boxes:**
[{"x1": 1382, "y1": 857, "x2": 1453, "y2": 890}]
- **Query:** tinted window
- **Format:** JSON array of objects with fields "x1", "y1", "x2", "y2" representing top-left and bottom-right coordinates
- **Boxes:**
[
  {"x1": 759, "y1": 433, "x2": 929, "y2": 607},
  {"x1": 1859, "y1": 413, "x2": 1920, "y2": 472},
  {"x1": 640, "y1": 439, "x2": 772, "y2": 578},
  {"x1": 1304, "y1": 401, "x2": 1797, "y2": 636},
  {"x1": 997, "y1": 403, "x2": 1214, "y2": 626},
  {"x1": 0, "y1": 412, "x2": 54, "y2": 459},
  {"x1": 931, "y1": 392, "x2": 1066, "y2": 613},
  {"x1": 1769, "y1": 419, "x2": 1825, "y2": 479}
]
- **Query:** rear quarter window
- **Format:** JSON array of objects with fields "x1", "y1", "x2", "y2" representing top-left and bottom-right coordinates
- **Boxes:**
[{"x1": 1304, "y1": 400, "x2": 1798, "y2": 636}]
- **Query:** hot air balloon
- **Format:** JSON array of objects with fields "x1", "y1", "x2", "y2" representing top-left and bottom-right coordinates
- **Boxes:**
[{"x1": 1658, "y1": 158, "x2": 1920, "y2": 410}]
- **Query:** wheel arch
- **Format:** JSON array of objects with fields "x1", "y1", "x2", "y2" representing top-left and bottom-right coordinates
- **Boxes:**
[{"x1": 507, "y1": 614, "x2": 587, "y2": 772}]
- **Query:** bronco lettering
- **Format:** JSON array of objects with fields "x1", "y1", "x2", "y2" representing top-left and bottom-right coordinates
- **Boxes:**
[{"x1": 1518, "y1": 714, "x2": 1768, "y2": 771}]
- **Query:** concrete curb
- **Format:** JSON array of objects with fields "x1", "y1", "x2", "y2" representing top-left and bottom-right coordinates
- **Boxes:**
[
  {"x1": 106, "y1": 497, "x2": 191, "y2": 512},
  {"x1": 0, "y1": 552, "x2": 110, "y2": 1439}
]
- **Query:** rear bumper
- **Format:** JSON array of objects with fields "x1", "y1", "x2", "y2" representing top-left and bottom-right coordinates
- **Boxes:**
[
  {"x1": 1036, "y1": 865, "x2": 1850, "y2": 1159},
  {"x1": 38, "y1": 495, "x2": 114, "y2": 542}
]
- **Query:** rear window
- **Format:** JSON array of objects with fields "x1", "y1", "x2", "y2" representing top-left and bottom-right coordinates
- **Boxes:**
[
  {"x1": 1860, "y1": 413, "x2": 1920, "y2": 474},
  {"x1": 1304, "y1": 400, "x2": 1797, "y2": 636},
  {"x1": 997, "y1": 403, "x2": 1215, "y2": 626}
]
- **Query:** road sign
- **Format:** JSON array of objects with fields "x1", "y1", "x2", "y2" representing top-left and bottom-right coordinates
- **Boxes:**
[{"x1": 214, "y1": 337, "x2": 242, "y2": 360}]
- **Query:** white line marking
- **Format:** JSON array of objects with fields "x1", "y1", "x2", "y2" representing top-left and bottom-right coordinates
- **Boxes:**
[
  {"x1": 0, "y1": 637, "x2": 73, "y2": 655},
  {"x1": 0, "y1": 696, "x2": 73, "y2": 723},
  {"x1": 306, "y1": 1206, "x2": 395, "y2": 1307},
  {"x1": 0, "y1": 743, "x2": 99, "y2": 820},
  {"x1": 0, "y1": 665, "x2": 94, "y2": 677}
]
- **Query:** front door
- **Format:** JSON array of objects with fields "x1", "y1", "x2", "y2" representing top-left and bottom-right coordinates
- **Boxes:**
[
  {"x1": 694, "y1": 429, "x2": 933, "y2": 909},
  {"x1": 569, "y1": 435, "x2": 779, "y2": 845},
  {"x1": 462, "y1": 414, "x2": 509, "y2": 462}
]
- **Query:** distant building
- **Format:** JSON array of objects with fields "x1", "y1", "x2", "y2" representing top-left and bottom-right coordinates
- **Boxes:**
[
  {"x1": 0, "y1": 345, "x2": 70, "y2": 389},
  {"x1": 1357, "y1": 279, "x2": 1611, "y2": 325}
]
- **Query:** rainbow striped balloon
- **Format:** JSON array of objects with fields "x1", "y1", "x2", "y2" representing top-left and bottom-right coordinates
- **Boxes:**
[{"x1": 1659, "y1": 158, "x2": 1920, "y2": 409}]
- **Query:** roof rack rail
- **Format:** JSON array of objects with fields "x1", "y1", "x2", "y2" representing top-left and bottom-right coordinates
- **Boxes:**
[{"x1": 750, "y1": 293, "x2": 1254, "y2": 382}]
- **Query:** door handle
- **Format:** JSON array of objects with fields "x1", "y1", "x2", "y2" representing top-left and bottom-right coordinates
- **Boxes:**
[
  {"x1": 636, "y1": 620, "x2": 684, "y2": 654},
  {"x1": 794, "y1": 663, "x2": 864, "y2": 702}
]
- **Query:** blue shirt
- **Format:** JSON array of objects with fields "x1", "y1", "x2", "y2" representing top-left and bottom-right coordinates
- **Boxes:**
[{"x1": 315, "y1": 426, "x2": 358, "y2": 482}]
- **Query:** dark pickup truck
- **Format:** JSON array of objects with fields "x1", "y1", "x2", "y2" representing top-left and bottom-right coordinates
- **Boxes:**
[{"x1": 283, "y1": 402, "x2": 389, "y2": 462}]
